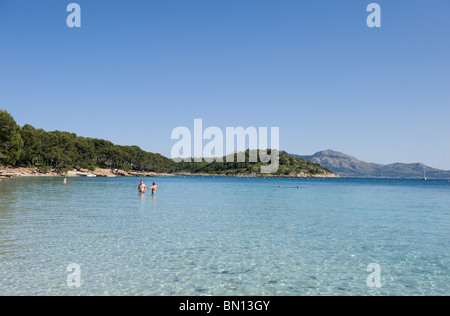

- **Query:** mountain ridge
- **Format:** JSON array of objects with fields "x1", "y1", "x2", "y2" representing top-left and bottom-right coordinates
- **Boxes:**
[{"x1": 292, "y1": 150, "x2": 450, "y2": 179}]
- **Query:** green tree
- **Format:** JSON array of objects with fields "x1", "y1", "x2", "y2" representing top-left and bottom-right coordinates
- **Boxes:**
[
  {"x1": 0, "y1": 110, "x2": 24, "y2": 165},
  {"x1": 19, "y1": 124, "x2": 42, "y2": 166}
]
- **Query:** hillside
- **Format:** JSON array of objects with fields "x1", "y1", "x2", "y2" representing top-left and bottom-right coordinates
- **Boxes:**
[
  {"x1": 293, "y1": 149, "x2": 450, "y2": 179},
  {"x1": 175, "y1": 150, "x2": 337, "y2": 177},
  {"x1": 1, "y1": 110, "x2": 336, "y2": 177}
]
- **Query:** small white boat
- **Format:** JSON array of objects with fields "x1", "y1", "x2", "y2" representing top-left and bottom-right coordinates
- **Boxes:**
[
  {"x1": 74, "y1": 172, "x2": 96, "y2": 177},
  {"x1": 422, "y1": 166, "x2": 427, "y2": 181}
]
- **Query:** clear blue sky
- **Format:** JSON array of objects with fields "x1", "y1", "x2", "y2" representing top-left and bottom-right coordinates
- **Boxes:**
[{"x1": 1, "y1": 0, "x2": 449, "y2": 169}]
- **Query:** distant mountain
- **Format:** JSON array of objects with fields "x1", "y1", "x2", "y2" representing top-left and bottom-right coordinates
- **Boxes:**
[{"x1": 292, "y1": 150, "x2": 450, "y2": 179}]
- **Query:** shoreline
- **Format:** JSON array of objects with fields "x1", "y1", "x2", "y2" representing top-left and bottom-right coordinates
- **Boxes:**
[
  {"x1": 175, "y1": 172, "x2": 339, "y2": 179},
  {"x1": 0, "y1": 167, "x2": 174, "y2": 179},
  {"x1": 0, "y1": 166, "x2": 339, "y2": 179}
]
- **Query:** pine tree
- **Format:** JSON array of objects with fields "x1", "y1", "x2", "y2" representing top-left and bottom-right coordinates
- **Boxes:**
[{"x1": 0, "y1": 110, "x2": 24, "y2": 165}]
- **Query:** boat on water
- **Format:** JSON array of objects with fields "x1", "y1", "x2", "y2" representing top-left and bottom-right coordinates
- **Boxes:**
[
  {"x1": 422, "y1": 166, "x2": 427, "y2": 181},
  {"x1": 73, "y1": 172, "x2": 97, "y2": 177}
]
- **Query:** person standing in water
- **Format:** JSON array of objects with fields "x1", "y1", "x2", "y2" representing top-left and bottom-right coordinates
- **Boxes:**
[
  {"x1": 63, "y1": 177, "x2": 67, "y2": 184},
  {"x1": 138, "y1": 180, "x2": 151, "y2": 194},
  {"x1": 148, "y1": 182, "x2": 157, "y2": 196}
]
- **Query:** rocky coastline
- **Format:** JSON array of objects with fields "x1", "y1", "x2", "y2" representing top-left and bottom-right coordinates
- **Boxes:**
[
  {"x1": 1, "y1": 166, "x2": 339, "y2": 180},
  {"x1": 0, "y1": 167, "x2": 173, "y2": 179}
]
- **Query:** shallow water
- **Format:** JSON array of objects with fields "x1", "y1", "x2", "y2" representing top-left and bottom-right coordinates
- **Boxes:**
[{"x1": 0, "y1": 176, "x2": 449, "y2": 296}]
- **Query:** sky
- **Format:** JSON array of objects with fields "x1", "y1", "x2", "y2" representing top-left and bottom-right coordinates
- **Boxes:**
[{"x1": 0, "y1": 0, "x2": 449, "y2": 169}]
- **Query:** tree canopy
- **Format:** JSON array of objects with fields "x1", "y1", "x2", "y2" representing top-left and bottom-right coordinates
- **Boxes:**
[
  {"x1": 1, "y1": 110, "x2": 334, "y2": 177},
  {"x1": 16, "y1": 125, "x2": 176, "y2": 173},
  {"x1": 0, "y1": 110, "x2": 24, "y2": 165},
  {"x1": 174, "y1": 150, "x2": 334, "y2": 176}
]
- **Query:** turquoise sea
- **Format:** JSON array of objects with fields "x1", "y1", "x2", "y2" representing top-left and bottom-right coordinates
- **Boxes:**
[{"x1": 0, "y1": 176, "x2": 449, "y2": 296}]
